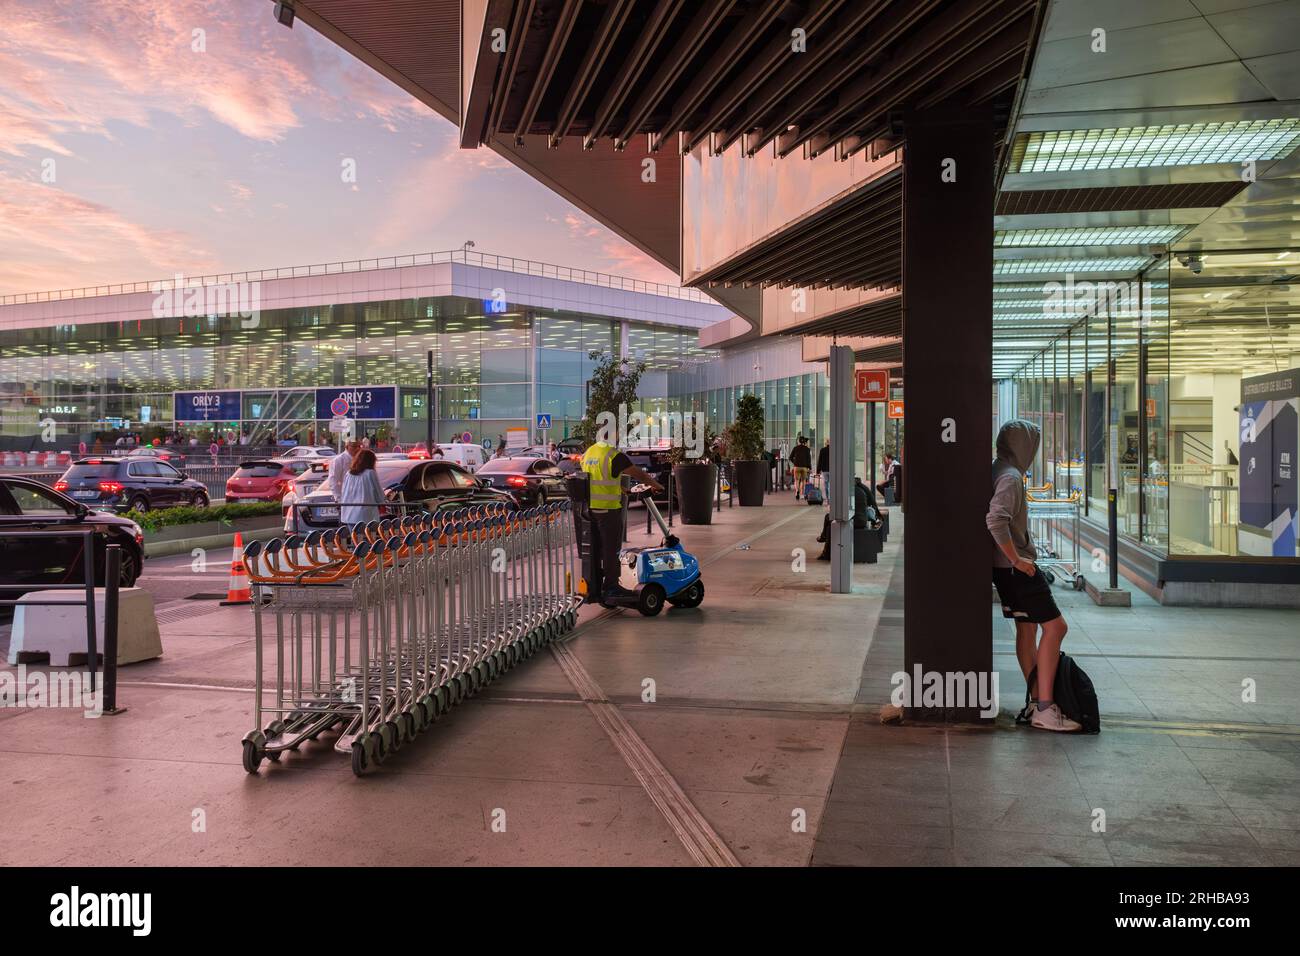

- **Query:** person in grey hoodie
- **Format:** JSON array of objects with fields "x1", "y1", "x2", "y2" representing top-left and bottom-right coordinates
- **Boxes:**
[{"x1": 987, "y1": 420, "x2": 1080, "y2": 732}]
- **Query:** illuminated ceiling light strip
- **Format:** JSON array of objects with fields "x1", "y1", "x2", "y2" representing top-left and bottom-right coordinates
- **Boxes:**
[
  {"x1": 993, "y1": 257, "x2": 1151, "y2": 276},
  {"x1": 994, "y1": 225, "x2": 1187, "y2": 247},
  {"x1": 1011, "y1": 119, "x2": 1300, "y2": 173}
]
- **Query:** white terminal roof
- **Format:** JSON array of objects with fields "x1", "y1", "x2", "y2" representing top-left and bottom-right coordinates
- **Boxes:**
[{"x1": 0, "y1": 249, "x2": 729, "y2": 333}]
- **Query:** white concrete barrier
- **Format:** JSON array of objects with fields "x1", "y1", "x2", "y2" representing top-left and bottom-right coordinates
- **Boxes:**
[{"x1": 8, "y1": 588, "x2": 163, "y2": 666}]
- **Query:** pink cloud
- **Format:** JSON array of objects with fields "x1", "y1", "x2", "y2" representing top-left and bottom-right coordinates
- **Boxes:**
[
  {"x1": 0, "y1": 0, "x2": 426, "y2": 154},
  {"x1": 0, "y1": 173, "x2": 216, "y2": 291}
]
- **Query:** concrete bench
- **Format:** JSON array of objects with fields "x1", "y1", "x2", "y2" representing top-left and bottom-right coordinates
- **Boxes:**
[{"x1": 8, "y1": 588, "x2": 163, "y2": 667}]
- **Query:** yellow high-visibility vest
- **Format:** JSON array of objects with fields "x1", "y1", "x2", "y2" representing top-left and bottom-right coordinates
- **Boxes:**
[{"x1": 581, "y1": 441, "x2": 623, "y2": 511}]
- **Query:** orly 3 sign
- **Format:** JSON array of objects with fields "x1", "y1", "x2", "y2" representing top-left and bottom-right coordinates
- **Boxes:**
[
  {"x1": 174, "y1": 390, "x2": 242, "y2": 421},
  {"x1": 314, "y1": 387, "x2": 396, "y2": 420}
]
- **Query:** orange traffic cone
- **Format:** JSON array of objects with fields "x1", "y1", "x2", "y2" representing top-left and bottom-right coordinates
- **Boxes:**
[{"x1": 220, "y1": 532, "x2": 253, "y2": 606}]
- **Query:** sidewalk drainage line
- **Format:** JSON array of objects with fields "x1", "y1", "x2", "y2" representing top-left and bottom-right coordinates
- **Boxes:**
[{"x1": 549, "y1": 640, "x2": 741, "y2": 867}]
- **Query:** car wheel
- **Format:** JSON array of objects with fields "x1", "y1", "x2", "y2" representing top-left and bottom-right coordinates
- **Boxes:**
[
  {"x1": 119, "y1": 548, "x2": 140, "y2": 588},
  {"x1": 128, "y1": 495, "x2": 150, "y2": 514},
  {"x1": 192, "y1": 492, "x2": 209, "y2": 508}
]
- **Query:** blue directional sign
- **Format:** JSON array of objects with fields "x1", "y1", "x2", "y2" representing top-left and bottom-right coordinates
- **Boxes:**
[
  {"x1": 536, "y1": 413, "x2": 552, "y2": 429},
  {"x1": 315, "y1": 386, "x2": 396, "y2": 420},
  {"x1": 174, "y1": 390, "x2": 241, "y2": 421}
]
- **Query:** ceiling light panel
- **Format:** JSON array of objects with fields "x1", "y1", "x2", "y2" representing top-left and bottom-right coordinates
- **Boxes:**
[{"x1": 1010, "y1": 119, "x2": 1300, "y2": 173}]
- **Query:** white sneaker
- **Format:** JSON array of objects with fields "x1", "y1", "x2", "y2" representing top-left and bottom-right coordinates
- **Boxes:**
[{"x1": 1030, "y1": 703, "x2": 1082, "y2": 733}]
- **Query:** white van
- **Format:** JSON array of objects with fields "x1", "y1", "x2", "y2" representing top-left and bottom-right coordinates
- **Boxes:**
[{"x1": 434, "y1": 442, "x2": 488, "y2": 473}]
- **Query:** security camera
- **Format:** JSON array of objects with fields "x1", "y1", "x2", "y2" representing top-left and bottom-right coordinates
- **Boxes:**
[{"x1": 1178, "y1": 254, "x2": 1203, "y2": 275}]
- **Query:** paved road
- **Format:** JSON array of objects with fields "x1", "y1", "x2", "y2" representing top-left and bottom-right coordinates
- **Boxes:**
[{"x1": 136, "y1": 548, "x2": 241, "y2": 605}]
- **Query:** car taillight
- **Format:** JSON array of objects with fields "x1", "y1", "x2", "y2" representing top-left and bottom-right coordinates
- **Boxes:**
[
  {"x1": 53, "y1": 480, "x2": 68, "y2": 491},
  {"x1": 507, "y1": 475, "x2": 528, "y2": 488},
  {"x1": 99, "y1": 481, "x2": 124, "y2": 494}
]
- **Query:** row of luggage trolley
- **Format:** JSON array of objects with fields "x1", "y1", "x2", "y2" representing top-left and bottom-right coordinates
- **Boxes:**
[
  {"x1": 1025, "y1": 481, "x2": 1085, "y2": 591},
  {"x1": 238, "y1": 500, "x2": 583, "y2": 776}
]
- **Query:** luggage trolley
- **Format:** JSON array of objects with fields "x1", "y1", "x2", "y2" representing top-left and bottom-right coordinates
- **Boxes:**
[
  {"x1": 1025, "y1": 488, "x2": 1085, "y2": 591},
  {"x1": 239, "y1": 500, "x2": 584, "y2": 776}
]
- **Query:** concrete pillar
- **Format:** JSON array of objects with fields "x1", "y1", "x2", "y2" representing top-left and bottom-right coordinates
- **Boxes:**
[
  {"x1": 829, "y1": 344, "x2": 855, "y2": 592},
  {"x1": 901, "y1": 106, "x2": 994, "y2": 721}
]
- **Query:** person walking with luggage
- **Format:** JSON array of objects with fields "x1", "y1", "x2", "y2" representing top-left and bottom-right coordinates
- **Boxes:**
[
  {"x1": 789, "y1": 436, "x2": 812, "y2": 499},
  {"x1": 816, "y1": 437, "x2": 830, "y2": 504},
  {"x1": 987, "y1": 420, "x2": 1079, "y2": 732},
  {"x1": 580, "y1": 439, "x2": 664, "y2": 607}
]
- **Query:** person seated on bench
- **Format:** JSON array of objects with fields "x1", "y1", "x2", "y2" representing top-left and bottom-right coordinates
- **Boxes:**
[{"x1": 817, "y1": 477, "x2": 880, "y2": 560}]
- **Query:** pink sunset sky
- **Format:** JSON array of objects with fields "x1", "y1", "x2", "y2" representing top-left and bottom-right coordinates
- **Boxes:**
[{"x1": 0, "y1": 0, "x2": 678, "y2": 295}]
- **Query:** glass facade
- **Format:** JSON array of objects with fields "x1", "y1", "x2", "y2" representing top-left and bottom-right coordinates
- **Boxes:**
[
  {"x1": 672, "y1": 372, "x2": 830, "y2": 451},
  {"x1": 0, "y1": 295, "x2": 718, "y2": 450},
  {"x1": 1004, "y1": 247, "x2": 1300, "y2": 565}
]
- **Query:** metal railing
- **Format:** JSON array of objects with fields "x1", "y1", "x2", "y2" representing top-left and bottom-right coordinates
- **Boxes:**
[
  {"x1": 0, "y1": 248, "x2": 712, "y2": 306},
  {"x1": 239, "y1": 500, "x2": 582, "y2": 775},
  {"x1": 0, "y1": 532, "x2": 124, "y2": 715}
]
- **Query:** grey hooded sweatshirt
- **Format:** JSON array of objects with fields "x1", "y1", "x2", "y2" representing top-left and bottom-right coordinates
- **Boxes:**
[{"x1": 987, "y1": 420, "x2": 1040, "y2": 568}]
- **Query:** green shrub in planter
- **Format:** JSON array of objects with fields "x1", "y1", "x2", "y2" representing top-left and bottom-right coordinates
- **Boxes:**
[
  {"x1": 134, "y1": 502, "x2": 281, "y2": 534},
  {"x1": 726, "y1": 394, "x2": 767, "y2": 506}
]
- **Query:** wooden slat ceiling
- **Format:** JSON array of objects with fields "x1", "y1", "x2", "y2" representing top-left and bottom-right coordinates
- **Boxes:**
[
  {"x1": 464, "y1": 0, "x2": 1042, "y2": 159},
  {"x1": 779, "y1": 293, "x2": 903, "y2": 338},
  {"x1": 694, "y1": 171, "x2": 903, "y2": 290},
  {"x1": 995, "y1": 181, "x2": 1250, "y2": 216}
]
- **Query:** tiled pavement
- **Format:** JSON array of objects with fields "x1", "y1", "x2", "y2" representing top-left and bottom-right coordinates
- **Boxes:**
[{"x1": 2, "y1": 493, "x2": 1296, "y2": 866}]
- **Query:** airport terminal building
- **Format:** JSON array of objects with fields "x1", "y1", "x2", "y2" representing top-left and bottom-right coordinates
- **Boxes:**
[{"x1": 0, "y1": 250, "x2": 836, "y2": 453}]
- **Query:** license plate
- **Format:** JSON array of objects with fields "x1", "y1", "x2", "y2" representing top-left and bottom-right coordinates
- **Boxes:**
[
  {"x1": 317, "y1": 507, "x2": 339, "y2": 519},
  {"x1": 72, "y1": 490, "x2": 98, "y2": 499}
]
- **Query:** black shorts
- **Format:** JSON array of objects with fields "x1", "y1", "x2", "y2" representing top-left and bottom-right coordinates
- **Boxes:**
[{"x1": 992, "y1": 566, "x2": 1061, "y2": 624}]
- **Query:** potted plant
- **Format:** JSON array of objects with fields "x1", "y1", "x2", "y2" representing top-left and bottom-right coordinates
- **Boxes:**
[
  {"x1": 669, "y1": 424, "x2": 719, "y2": 524},
  {"x1": 726, "y1": 393, "x2": 767, "y2": 506}
]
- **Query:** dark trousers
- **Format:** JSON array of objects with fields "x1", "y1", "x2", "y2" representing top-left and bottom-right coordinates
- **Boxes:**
[{"x1": 590, "y1": 508, "x2": 624, "y2": 594}]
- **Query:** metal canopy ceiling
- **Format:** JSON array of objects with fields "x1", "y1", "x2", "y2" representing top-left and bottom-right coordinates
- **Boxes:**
[
  {"x1": 692, "y1": 170, "x2": 902, "y2": 291},
  {"x1": 778, "y1": 293, "x2": 903, "y2": 339},
  {"x1": 461, "y1": 0, "x2": 1041, "y2": 158},
  {"x1": 992, "y1": 0, "x2": 1300, "y2": 378}
]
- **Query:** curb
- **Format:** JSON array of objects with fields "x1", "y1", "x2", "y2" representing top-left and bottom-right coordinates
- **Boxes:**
[
  {"x1": 1081, "y1": 574, "x2": 1133, "y2": 607},
  {"x1": 144, "y1": 523, "x2": 284, "y2": 559}
]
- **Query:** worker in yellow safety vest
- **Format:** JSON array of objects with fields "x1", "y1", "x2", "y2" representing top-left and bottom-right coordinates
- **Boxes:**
[{"x1": 581, "y1": 440, "x2": 663, "y2": 605}]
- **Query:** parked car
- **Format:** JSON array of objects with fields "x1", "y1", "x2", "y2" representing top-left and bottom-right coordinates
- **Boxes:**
[
  {"x1": 294, "y1": 459, "x2": 514, "y2": 529},
  {"x1": 280, "y1": 445, "x2": 335, "y2": 459},
  {"x1": 475, "y1": 456, "x2": 570, "y2": 508},
  {"x1": 281, "y1": 462, "x2": 332, "y2": 532},
  {"x1": 431, "y1": 443, "x2": 488, "y2": 473},
  {"x1": 124, "y1": 446, "x2": 187, "y2": 466},
  {"x1": 225, "y1": 458, "x2": 317, "y2": 503},
  {"x1": 55, "y1": 457, "x2": 210, "y2": 513},
  {"x1": 624, "y1": 447, "x2": 674, "y2": 503},
  {"x1": 0, "y1": 475, "x2": 145, "y2": 590}
]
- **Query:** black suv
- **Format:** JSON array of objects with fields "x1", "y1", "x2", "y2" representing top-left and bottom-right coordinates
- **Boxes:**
[
  {"x1": 0, "y1": 476, "x2": 145, "y2": 590},
  {"x1": 56, "y1": 457, "x2": 210, "y2": 513}
]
